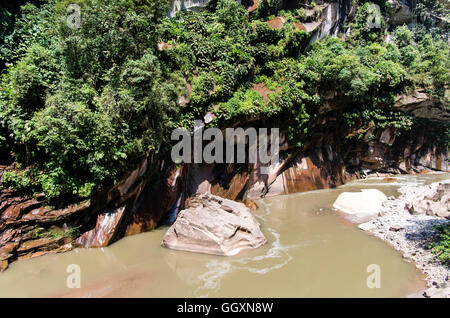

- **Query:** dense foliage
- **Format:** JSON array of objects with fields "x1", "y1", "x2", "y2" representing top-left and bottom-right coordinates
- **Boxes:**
[
  {"x1": 430, "y1": 224, "x2": 450, "y2": 267},
  {"x1": 0, "y1": 0, "x2": 448, "y2": 200}
]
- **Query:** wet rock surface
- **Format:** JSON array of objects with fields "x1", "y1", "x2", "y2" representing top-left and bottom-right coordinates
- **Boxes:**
[
  {"x1": 1, "y1": 124, "x2": 448, "y2": 271},
  {"x1": 75, "y1": 206, "x2": 126, "y2": 248},
  {"x1": 346, "y1": 125, "x2": 448, "y2": 173},
  {"x1": 358, "y1": 180, "x2": 450, "y2": 298},
  {"x1": 161, "y1": 193, "x2": 267, "y2": 256}
]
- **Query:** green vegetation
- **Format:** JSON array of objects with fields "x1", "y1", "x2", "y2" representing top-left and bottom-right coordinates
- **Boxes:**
[
  {"x1": 26, "y1": 225, "x2": 82, "y2": 240},
  {"x1": 429, "y1": 224, "x2": 450, "y2": 267},
  {"x1": 0, "y1": 0, "x2": 448, "y2": 201}
]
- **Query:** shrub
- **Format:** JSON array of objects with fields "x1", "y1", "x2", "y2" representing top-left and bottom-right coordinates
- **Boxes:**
[{"x1": 430, "y1": 225, "x2": 450, "y2": 267}]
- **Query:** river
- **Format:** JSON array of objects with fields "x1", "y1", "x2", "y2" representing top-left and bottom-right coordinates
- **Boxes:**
[{"x1": 0, "y1": 173, "x2": 448, "y2": 297}]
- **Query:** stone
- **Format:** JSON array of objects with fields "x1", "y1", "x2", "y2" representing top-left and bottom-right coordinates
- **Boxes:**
[
  {"x1": 401, "y1": 180, "x2": 450, "y2": 219},
  {"x1": 358, "y1": 221, "x2": 376, "y2": 232},
  {"x1": 16, "y1": 237, "x2": 64, "y2": 255},
  {"x1": 75, "y1": 206, "x2": 126, "y2": 248},
  {"x1": 244, "y1": 198, "x2": 258, "y2": 211},
  {"x1": 393, "y1": 89, "x2": 449, "y2": 121},
  {"x1": 21, "y1": 200, "x2": 90, "y2": 223},
  {"x1": 248, "y1": 146, "x2": 347, "y2": 199},
  {"x1": 333, "y1": 189, "x2": 388, "y2": 223},
  {"x1": 121, "y1": 165, "x2": 182, "y2": 236},
  {"x1": 161, "y1": 193, "x2": 267, "y2": 256},
  {"x1": 389, "y1": 225, "x2": 404, "y2": 232},
  {"x1": 211, "y1": 169, "x2": 250, "y2": 201},
  {"x1": 0, "y1": 241, "x2": 19, "y2": 260},
  {"x1": 184, "y1": 163, "x2": 215, "y2": 196}
]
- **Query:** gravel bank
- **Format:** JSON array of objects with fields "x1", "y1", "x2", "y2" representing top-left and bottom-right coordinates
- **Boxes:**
[{"x1": 358, "y1": 180, "x2": 450, "y2": 298}]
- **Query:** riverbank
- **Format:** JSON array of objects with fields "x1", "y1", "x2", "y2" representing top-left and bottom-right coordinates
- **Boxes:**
[{"x1": 358, "y1": 179, "x2": 450, "y2": 298}]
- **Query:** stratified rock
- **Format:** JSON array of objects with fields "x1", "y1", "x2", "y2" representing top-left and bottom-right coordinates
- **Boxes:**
[
  {"x1": 212, "y1": 169, "x2": 250, "y2": 201},
  {"x1": 245, "y1": 143, "x2": 347, "y2": 199},
  {"x1": 333, "y1": 189, "x2": 388, "y2": 223},
  {"x1": 75, "y1": 206, "x2": 126, "y2": 248},
  {"x1": 244, "y1": 198, "x2": 258, "y2": 211},
  {"x1": 400, "y1": 180, "x2": 450, "y2": 219},
  {"x1": 394, "y1": 89, "x2": 449, "y2": 121},
  {"x1": 161, "y1": 193, "x2": 267, "y2": 256},
  {"x1": 121, "y1": 164, "x2": 182, "y2": 236}
]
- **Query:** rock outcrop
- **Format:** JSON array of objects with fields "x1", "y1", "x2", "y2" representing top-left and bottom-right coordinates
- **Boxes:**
[
  {"x1": 386, "y1": 0, "x2": 414, "y2": 26},
  {"x1": 161, "y1": 193, "x2": 267, "y2": 256},
  {"x1": 0, "y1": 188, "x2": 89, "y2": 271},
  {"x1": 245, "y1": 146, "x2": 348, "y2": 199},
  {"x1": 0, "y1": 158, "x2": 183, "y2": 270},
  {"x1": 346, "y1": 125, "x2": 449, "y2": 174},
  {"x1": 394, "y1": 89, "x2": 450, "y2": 121},
  {"x1": 306, "y1": 0, "x2": 358, "y2": 45},
  {"x1": 333, "y1": 189, "x2": 388, "y2": 223}
]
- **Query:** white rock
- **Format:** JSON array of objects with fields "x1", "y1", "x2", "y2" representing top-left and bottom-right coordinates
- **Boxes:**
[
  {"x1": 333, "y1": 189, "x2": 388, "y2": 223},
  {"x1": 358, "y1": 221, "x2": 376, "y2": 232}
]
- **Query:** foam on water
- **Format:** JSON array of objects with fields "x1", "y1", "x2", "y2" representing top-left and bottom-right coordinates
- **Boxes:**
[{"x1": 194, "y1": 200, "x2": 309, "y2": 297}]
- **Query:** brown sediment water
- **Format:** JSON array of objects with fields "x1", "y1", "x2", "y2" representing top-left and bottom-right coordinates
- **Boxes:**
[{"x1": 0, "y1": 173, "x2": 448, "y2": 297}]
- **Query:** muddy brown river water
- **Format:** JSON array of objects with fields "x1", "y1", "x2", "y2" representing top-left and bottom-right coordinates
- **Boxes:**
[{"x1": 0, "y1": 173, "x2": 448, "y2": 297}]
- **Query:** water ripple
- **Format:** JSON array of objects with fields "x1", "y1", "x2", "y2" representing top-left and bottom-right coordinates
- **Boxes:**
[{"x1": 194, "y1": 200, "x2": 308, "y2": 297}]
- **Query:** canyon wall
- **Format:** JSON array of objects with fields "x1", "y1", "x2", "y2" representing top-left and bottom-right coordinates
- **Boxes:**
[
  {"x1": 1, "y1": 111, "x2": 447, "y2": 271},
  {"x1": 1, "y1": 0, "x2": 449, "y2": 271}
]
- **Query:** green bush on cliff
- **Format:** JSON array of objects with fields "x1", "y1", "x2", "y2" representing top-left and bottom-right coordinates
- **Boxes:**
[
  {"x1": 394, "y1": 26, "x2": 450, "y2": 97},
  {"x1": 0, "y1": 170, "x2": 37, "y2": 194},
  {"x1": 0, "y1": 0, "x2": 176, "y2": 199},
  {"x1": 349, "y1": 2, "x2": 386, "y2": 46},
  {"x1": 0, "y1": 0, "x2": 448, "y2": 201}
]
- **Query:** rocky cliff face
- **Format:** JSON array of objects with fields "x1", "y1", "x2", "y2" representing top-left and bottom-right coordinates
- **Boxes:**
[
  {"x1": 0, "y1": 158, "x2": 184, "y2": 271},
  {"x1": 0, "y1": 190, "x2": 89, "y2": 271},
  {"x1": 0, "y1": 0, "x2": 449, "y2": 270},
  {"x1": 2, "y1": 106, "x2": 446, "y2": 270},
  {"x1": 346, "y1": 126, "x2": 449, "y2": 173}
]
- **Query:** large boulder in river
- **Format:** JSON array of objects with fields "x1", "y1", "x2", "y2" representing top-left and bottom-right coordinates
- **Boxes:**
[
  {"x1": 333, "y1": 189, "x2": 388, "y2": 223},
  {"x1": 161, "y1": 193, "x2": 267, "y2": 256}
]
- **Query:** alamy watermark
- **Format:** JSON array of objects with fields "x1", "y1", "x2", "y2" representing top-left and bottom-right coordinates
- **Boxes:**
[
  {"x1": 67, "y1": 4, "x2": 81, "y2": 30},
  {"x1": 367, "y1": 3, "x2": 382, "y2": 29},
  {"x1": 66, "y1": 264, "x2": 81, "y2": 288},
  {"x1": 171, "y1": 121, "x2": 280, "y2": 174},
  {"x1": 366, "y1": 264, "x2": 381, "y2": 288}
]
